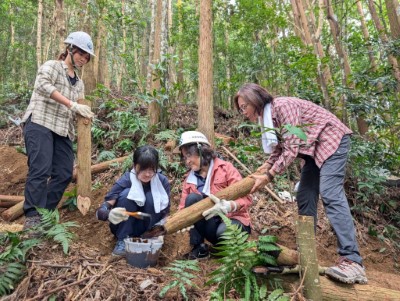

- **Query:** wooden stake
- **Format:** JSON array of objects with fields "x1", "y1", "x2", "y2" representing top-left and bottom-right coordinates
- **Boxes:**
[
  {"x1": 297, "y1": 215, "x2": 322, "y2": 300},
  {"x1": 76, "y1": 98, "x2": 92, "y2": 216}
]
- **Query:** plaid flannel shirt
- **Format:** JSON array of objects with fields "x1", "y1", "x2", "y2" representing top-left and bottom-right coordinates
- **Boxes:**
[
  {"x1": 22, "y1": 60, "x2": 84, "y2": 140},
  {"x1": 266, "y1": 97, "x2": 352, "y2": 175}
]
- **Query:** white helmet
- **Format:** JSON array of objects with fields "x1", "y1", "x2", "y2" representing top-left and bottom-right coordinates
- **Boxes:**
[
  {"x1": 179, "y1": 131, "x2": 210, "y2": 148},
  {"x1": 64, "y1": 31, "x2": 95, "y2": 56}
]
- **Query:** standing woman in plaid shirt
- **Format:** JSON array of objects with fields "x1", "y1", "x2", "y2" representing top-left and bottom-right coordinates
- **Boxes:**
[
  {"x1": 234, "y1": 83, "x2": 367, "y2": 285},
  {"x1": 21, "y1": 32, "x2": 95, "y2": 230}
]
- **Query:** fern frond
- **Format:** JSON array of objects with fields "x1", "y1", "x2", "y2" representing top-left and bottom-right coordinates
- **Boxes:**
[{"x1": 0, "y1": 262, "x2": 26, "y2": 296}]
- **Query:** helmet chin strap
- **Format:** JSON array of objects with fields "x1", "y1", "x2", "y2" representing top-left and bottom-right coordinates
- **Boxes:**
[{"x1": 68, "y1": 45, "x2": 78, "y2": 69}]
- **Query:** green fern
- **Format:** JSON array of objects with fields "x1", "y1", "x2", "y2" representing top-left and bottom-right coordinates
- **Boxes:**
[
  {"x1": 36, "y1": 208, "x2": 78, "y2": 254},
  {"x1": 0, "y1": 262, "x2": 26, "y2": 295},
  {"x1": 154, "y1": 129, "x2": 179, "y2": 142},
  {"x1": 97, "y1": 150, "x2": 117, "y2": 162},
  {"x1": 256, "y1": 235, "x2": 281, "y2": 267},
  {"x1": 159, "y1": 260, "x2": 200, "y2": 300},
  {"x1": 207, "y1": 214, "x2": 258, "y2": 300}
]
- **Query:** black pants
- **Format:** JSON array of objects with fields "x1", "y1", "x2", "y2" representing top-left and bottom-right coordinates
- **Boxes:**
[
  {"x1": 23, "y1": 118, "x2": 74, "y2": 217},
  {"x1": 185, "y1": 193, "x2": 251, "y2": 246}
]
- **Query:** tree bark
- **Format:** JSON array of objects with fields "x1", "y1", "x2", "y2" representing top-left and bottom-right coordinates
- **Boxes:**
[
  {"x1": 385, "y1": 0, "x2": 400, "y2": 39},
  {"x1": 36, "y1": 0, "x2": 43, "y2": 69},
  {"x1": 266, "y1": 274, "x2": 400, "y2": 300},
  {"x1": 198, "y1": 0, "x2": 215, "y2": 145},
  {"x1": 148, "y1": 0, "x2": 162, "y2": 127},
  {"x1": 298, "y1": 215, "x2": 323, "y2": 300},
  {"x1": 368, "y1": 0, "x2": 400, "y2": 88}
]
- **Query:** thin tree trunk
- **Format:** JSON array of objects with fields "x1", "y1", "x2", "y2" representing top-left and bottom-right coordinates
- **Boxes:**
[
  {"x1": 198, "y1": 0, "x2": 215, "y2": 145},
  {"x1": 148, "y1": 0, "x2": 162, "y2": 127},
  {"x1": 356, "y1": 0, "x2": 378, "y2": 71},
  {"x1": 55, "y1": 0, "x2": 66, "y2": 56},
  {"x1": 146, "y1": 0, "x2": 156, "y2": 92},
  {"x1": 10, "y1": 6, "x2": 15, "y2": 77},
  {"x1": 368, "y1": 0, "x2": 400, "y2": 87},
  {"x1": 176, "y1": 0, "x2": 185, "y2": 103},
  {"x1": 116, "y1": 0, "x2": 126, "y2": 91},
  {"x1": 385, "y1": 0, "x2": 400, "y2": 39},
  {"x1": 36, "y1": 0, "x2": 43, "y2": 69}
]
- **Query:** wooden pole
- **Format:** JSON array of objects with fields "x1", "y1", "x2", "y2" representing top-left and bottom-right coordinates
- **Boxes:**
[
  {"x1": 1, "y1": 201, "x2": 24, "y2": 221},
  {"x1": 221, "y1": 145, "x2": 284, "y2": 204},
  {"x1": 0, "y1": 195, "x2": 24, "y2": 207},
  {"x1": 297, "y1": 215, "x2": 322, "y2": 300},
  {"x1": 75, "y1": 98, "x2": 93, "y2": 216}
]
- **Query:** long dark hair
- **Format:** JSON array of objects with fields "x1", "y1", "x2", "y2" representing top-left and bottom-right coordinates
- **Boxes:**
[
  {"x1": 181, "y1": 143, "x2": 217, "y2": 167},
  {"x1": 234, "y1": 83, "x2": 274, "y2": 115},
  {"x1": 133, "y1": 145, "x2": 159, "y2": 173}
]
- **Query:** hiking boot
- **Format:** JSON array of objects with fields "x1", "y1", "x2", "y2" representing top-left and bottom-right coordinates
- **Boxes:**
[
  {"x1": 112, "y1": 240, "x2": 126, "y2": 257},
  {"x1": 325, "y1": 257, "x2": 368, "y2": 284},
  {"x1": 23, "y1": 215, "x2": 43, "y2": 238},
  {"x1": 183, "y1": 243, "x2": 210, "y2": 260}
]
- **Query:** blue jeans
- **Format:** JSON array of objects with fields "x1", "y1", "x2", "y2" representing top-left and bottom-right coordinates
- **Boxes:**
[{"x1": 296, "y1": 135, "x2": 362, "y2": 264}]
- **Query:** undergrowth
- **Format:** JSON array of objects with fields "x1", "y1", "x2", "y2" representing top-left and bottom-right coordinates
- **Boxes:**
[{"x1": 0, "y1": 209, "x2": 78, "y2": 296}]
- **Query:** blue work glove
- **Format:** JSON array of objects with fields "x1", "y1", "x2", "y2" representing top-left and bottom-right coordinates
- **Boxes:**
[
  {"x1": 202, "y1": 194, "x2": 237, "y2": 220},
  {"x1": 96, "y1": 202, "x2": 112, "y2": 221}
]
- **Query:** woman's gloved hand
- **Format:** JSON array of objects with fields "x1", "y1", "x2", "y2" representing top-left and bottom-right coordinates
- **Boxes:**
[
  {"x1": 70, "y1": 101, "x2": 94, "y2": 119},
  {"x1": 108, "y1": 207, "x2": 129, "y2": 225},
  {"x1": 202, "y1": 194, "x2": 237, "y2": 220},
  {"x1": 96, "y1": 201, "x2": 112, "y2": 221}
]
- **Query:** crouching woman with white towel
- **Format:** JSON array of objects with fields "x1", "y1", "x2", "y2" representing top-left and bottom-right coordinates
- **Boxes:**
[
  {"x1": 96, "y1": 145, "x2": 170, "y2": 256},
  {"x1": 176, "y1": 131, "x2": 252, "y2": 260}
]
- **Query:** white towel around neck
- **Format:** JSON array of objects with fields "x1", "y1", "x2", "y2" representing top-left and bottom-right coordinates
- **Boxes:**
[
  {"x1": 259, "y1": 103, "x2": 278, "y2": 154},
  {"x1": 185, "y1": 159, "x2": 214, "y2": 196},
  {"x1": 127, "y1": 170, "x2": 169, "y2": 213}
]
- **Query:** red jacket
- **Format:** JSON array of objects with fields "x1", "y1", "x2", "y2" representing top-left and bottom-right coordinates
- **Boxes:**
[{"x1": 179, "y1": 158, "x2": 252, "y2": 226}]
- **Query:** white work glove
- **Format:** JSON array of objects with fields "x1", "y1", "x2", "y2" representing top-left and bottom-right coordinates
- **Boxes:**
[
  {"x1": 70, "y1": 102, "x2": 94, "y2": 119},
  {"x1": 177, "y1": 225, "x2": 194, "y2": 233},
  {"x1": 108, "y1": 207, "x2": 129, "y2": 225},
  {"x1": 202, "y1": 194, "x2": 237, "y2": 220}
]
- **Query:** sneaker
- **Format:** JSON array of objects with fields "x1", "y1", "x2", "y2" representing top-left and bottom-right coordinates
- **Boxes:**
[
  {"x1": 112, "y1": 240, "x2": 126, "y2": 257},
  {"x1": 183, "y1": 243, "x2": 210, "y2": 260},
  {"x1": 23, "y1": 215, "x2": 43, "y2": 238},
  {"x1": 325, "y1": 257, "x2": 368, "y2": 284}
]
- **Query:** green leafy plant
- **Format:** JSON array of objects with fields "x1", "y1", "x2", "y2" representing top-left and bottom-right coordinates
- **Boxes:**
[
  {"x1": 159, "y1": 260, "x2": 200, "y2": 300},
  {"x1": 61, "y1": 188, "x2": 78, "y2": 211},
  {"x1": 0, "y1": 208, "x2": 77, "y2": 296},
  {"x1": 207, "y1": 214, "x2": 288, "y2": 301},
  {"x1": 36, "y1": 208, "x2": 78, "y2": 254}
]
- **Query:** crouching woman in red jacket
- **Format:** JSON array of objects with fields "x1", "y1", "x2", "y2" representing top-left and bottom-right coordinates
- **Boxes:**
[{"x1": 177, "y1": 131, "x2": 252, "y2": 259}]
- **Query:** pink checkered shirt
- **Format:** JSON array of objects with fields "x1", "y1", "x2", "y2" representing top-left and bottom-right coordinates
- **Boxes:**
[{"x1": 266, "y1": 97, "x2": 352, "y2": 175}]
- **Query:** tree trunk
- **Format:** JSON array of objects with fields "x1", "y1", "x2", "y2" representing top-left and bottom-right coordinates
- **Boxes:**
[
  {"x1": 97, "y1": 8, "x2": 110, "y2": 88},
  {"x1": 356, "y1": 0, "x2": 378, "y2": 72},
  {"x1": 298, "y1": 215, "x2": 323, "y2": 300},
  {"x1": 385, "y1": 0, "x2": 400, "y2": 39},
  {"x1": 116, "y1": 0, "x2": 126, "y2": 91},
  {"x1": 368, "y1": 0, "x2": 400, "y2": 88},
  {"x1": 36, "y1": 0, "x2": 43, "y2": 69},
  {"x1": 148, "y1": 0, "x2": 162, "y2": 127},
  {"x1": 55, "y1": 0, "x2": 66, "y2": 56},
  {"x1": 198, "y1": 0, "x2": 215, "y2": 145}
]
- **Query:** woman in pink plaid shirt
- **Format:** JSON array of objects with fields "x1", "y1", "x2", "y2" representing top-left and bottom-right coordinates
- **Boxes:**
[{"x1": 234, "y1": 83, "x2": 367, "y2": 285}]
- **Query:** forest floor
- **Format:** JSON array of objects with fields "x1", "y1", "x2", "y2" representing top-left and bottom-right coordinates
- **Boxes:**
[{"x1": 0, "y1": 104, "x2": 399, "y2": 300}]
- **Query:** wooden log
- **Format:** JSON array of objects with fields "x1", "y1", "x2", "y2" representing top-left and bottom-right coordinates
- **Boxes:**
[
  {"x1": 1, "y1": 156, "x2": 130, "y2": 222},
  {"x1": 0, "y1": 195, "x2": 24, "y2": 207},
  {"x1": 1, "y1": 201, "x2": 24, "y2": 222},
  {"x1": 164, "y1": 176, "x2": 255, "y2": 234},
  {"x1": 266, "y1": 274, "x2": 400, "y2": 300},
  {"x1": 71, "y1": 156, "x2": 130, "y2": 181},
  {"x1": 298, "y1": 215, "x2": 322, "y2": 300},
  {"x1": 76, "y1": 99, "x2": 92, "y2": 216}
]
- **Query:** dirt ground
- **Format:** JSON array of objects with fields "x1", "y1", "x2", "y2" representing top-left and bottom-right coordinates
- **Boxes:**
[{"x1": 0, "y1": 108, "x2": 400, "y2": 299}]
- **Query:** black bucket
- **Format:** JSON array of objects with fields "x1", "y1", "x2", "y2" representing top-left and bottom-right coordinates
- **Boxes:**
[{"x1": 124, "y1": 237, "x2": 163, "y2": 268}]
